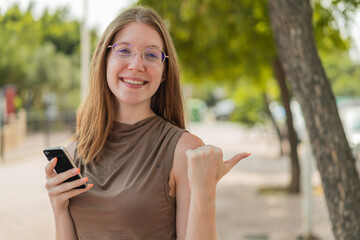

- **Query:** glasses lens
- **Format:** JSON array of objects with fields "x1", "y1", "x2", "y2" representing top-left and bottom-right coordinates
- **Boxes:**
[
  {"x1": 143, "y1": 48, "x2": 164, "y2": 64},
  {"x1": 111, "y1": 43, "x2": 166, "y2": 65},
  {"x1": 113, "y1": 43, "x2": 134, "y2": 59}
]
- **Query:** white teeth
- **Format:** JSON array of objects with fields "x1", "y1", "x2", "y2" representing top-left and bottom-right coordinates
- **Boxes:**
[{"x1": 123, "y1": 78, "x2": 145, "y2": 85}]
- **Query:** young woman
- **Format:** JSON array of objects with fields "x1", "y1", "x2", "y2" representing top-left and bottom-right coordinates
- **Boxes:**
[{"x1": 44, "y1": 6, "x2": 250, "y2": 240}]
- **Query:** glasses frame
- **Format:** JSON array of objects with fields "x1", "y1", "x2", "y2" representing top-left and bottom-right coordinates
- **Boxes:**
[{"x1": 107, "y1": 42, "x2": 169, "y2": 66}]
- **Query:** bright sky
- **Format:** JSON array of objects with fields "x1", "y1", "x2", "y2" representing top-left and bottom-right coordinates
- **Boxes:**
[{"x1": 0, "y1": 0, "x2": 136, "y2": 34}]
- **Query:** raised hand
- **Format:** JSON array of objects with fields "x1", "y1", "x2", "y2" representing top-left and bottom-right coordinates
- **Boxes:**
[{"x1": 186, "y1": 145, "x2": 250, "y2": 194}]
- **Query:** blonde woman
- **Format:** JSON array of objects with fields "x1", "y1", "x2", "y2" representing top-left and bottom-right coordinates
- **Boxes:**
[{"x1": 44, "y1": 6, "x2": 250, "y2": 240}]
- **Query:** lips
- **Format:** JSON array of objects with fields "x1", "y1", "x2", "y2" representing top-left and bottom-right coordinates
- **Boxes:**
[{"x1": 121, "y1": 77, "x2": 148, "y2": 86}]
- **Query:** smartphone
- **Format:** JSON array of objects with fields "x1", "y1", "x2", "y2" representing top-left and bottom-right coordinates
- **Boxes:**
[{"x1": 43, "y1": 146, "x2": 87, "y2": 189}]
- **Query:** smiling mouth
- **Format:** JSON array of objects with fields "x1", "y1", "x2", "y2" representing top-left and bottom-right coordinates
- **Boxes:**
[{"x1": 121, "y1": 78, "x2": 147, "y2": 85}]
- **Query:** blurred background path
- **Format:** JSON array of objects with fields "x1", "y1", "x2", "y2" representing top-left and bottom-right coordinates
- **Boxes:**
[{"x1": 0, "y1": 121, "x2": 334, "y2": 240}]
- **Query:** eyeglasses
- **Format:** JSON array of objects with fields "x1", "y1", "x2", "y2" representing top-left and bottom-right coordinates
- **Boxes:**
[{"x1": 107, "y1": 42, "x2": 168, "y2": 67}]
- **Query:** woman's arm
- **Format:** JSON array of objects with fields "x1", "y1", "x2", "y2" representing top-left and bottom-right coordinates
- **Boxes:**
[
  {"x1": 172, "y1": 132, "x2": 250, "y2": 240},
  {"x1": 44, "y1": 157, "x2": 93, "y2": 240},
  {"x1": 52, "y1": 208, "x2": 78, "y2": 240}
]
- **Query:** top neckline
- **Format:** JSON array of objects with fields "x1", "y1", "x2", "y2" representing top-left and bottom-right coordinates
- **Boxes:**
[{"x1": 112, "y1": 116, "x2": 159, "y2": 131}]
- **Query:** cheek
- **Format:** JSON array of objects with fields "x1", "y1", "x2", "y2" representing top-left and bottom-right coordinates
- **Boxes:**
[
  {"x1": 106, "y1": 58, "x2": 123, "y2": 84},
  {"x1": 151, "y1": 67, "x2": 165, "y2": 83},
  {"x1": 106, "y1": 57, "x2": 117, "y2": 76}
]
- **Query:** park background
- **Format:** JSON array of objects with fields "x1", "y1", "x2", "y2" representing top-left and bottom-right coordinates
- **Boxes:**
[{"x1": 0, "y1": 0, "x2": 360, "y2": 239}]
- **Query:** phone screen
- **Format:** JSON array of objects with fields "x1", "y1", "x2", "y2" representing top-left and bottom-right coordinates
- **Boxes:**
[{"x1": 43, "y1": 146, "x2": 86, "y2": 189}]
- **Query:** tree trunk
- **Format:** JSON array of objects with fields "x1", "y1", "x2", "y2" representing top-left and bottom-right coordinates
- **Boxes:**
[
  {"x1": 268, "y1": 0, "x2": 360, "y2": 239},
  {"x1": 262, "y1": 92, "x2": 284, "y2": 157},
  {"x1": 273, "y1": 57, "x2": 301, "y2": 193}
]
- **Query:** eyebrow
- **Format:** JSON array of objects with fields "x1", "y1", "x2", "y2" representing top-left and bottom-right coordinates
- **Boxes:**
[{"x1": 116, "y1": 41, "x2": 162, "y2": 49}]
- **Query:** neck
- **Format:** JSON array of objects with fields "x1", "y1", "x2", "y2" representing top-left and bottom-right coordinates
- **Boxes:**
[{"x1": 115, "y1": 103, "x2": 155, "y2": 124}]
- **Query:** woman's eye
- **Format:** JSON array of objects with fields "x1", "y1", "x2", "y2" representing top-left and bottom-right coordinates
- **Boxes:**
[
  {"x1": 117, "y1": 48, "x2": 132, "y2": 56},
  {"x1": 144, "y1": 51, "x2": 160, "y2": 60}
]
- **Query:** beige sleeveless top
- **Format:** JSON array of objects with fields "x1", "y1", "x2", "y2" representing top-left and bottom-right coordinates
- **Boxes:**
[{"x1": 68, "y1": 116, "x2": 186, "y2": 240}]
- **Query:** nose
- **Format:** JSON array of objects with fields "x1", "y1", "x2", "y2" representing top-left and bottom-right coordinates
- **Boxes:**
[{"x1": 127, "y1": 53, "x2": 145, "y2": 72}]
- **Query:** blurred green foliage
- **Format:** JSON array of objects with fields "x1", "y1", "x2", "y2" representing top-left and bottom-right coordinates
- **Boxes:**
[
  {"x1": 322, "y1": 51, "x2": 360, "y2": 96},
  {"x1": 137, "y1": 0, "x2": 360, "y2": 125},
  {"x1": 1, "y1": 1, "x2": 359, "y2": 123},
  {"x1": 0, "y1": 4, "x2": 97, "y2": 111},
  {"x1": 137, "y1": 0, "x2": 275, "y2": 82}
]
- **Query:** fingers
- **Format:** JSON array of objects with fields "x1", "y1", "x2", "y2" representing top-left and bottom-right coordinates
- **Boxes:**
[
  {"x1": 48, "y1": 176, "x2": 92, "y2": 197},
  {"x1": 47, "y1": 180, "x2": 93, "y2": 211},
  {"x1": 46, "y1": 172, "x2": 93, "y2": 204},
  {"x1": 44, "y1": 157, "x2": 58, "y2": 178},
  {"x1": 45, "y1": 167, "x2": 83, "y2": 189},
  {"x1": 185, "y1": 149, "x2": 195, "y2": 159},
  {"x1": 61, "y1": 183, "x2": 94, "y2": 200},
  {"x1": 55, "y1": 168, "x2": 81, "y2": 186},
  {"x1": 186, "y1": 145, "x2": 222, "y2": 161},
  {"x1": 44, "y1": 158, "x2": 93, "y2": 210},
  {"x1": 224, "y1": 152, "x2": 251, "y2": 173},
  {"x1": 44, "y1": 157, "x2": 91, "y2": 193}
]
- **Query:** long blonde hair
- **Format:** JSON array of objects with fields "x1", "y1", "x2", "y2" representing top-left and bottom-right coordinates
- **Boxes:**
[{"x1": 76, "y1": 6, "x2": 185, "y2": 164}]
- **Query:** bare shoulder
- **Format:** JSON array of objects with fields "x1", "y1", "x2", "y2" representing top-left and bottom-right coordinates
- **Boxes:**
[
  {"x1": 176, "y1": 132, "x2": 204, "y2": 154},
  {"x1": 173, "y1": 132, "x2": 204, "y2": 177}
]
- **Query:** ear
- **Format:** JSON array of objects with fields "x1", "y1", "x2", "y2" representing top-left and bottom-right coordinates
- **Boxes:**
[{"x1": 161, "y1": 72, "x2": 166, "y2": 82}]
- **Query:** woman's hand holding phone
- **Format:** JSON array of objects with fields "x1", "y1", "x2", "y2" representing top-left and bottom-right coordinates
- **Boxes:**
[{"x1": 44, "y1": 157, "x2": 93, "y2": 212}]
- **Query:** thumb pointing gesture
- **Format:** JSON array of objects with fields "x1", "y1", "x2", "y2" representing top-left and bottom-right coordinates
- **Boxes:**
[
  {"x1": 224, "y1": 152, "x2": 251, "y2": 174},
  {"x1": 186, "y1": 145, "x2": 251, "y2": 192}
]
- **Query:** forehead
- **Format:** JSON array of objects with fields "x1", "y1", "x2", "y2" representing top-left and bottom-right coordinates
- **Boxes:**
[{"x1": 112, "y1": 22, "x2": 164, "y2": 49}]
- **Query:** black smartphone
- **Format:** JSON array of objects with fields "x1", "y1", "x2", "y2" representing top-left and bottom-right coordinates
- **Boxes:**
[{"x1": 43, "y1": 146, "x2": 87, "y2": 189}]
